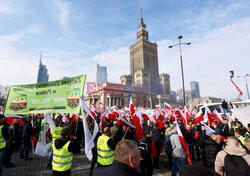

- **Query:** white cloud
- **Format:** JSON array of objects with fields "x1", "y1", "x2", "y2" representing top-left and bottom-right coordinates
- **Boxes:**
[
  {"x1": 0, "y1": 2, "x2": 11, "y2": 13},
  {"x1": 52, "y1": 0, "x2": 71, "y2": 27}
]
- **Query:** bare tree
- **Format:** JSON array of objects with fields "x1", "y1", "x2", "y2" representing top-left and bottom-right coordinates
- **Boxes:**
[
  {"x1": 0, "y1": 85, "x2": 9, "y2": 106},
  {"x1": 176, "y1": 88, "x2": 192, "y2": 105}
]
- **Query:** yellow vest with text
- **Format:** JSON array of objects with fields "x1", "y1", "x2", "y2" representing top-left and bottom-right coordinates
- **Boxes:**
[
  {"x1": 0, "y1": 125, "x2": 6, "y2": 149},
  {"x1": 52, "y1": 141, "x2": 73, "y2": 171},
  {"x1": 97, "y1": 134, "x2": 114, "y2": 165},
  {"x1": 52, "y1": 127, "x2": 63, "y2": 143}
]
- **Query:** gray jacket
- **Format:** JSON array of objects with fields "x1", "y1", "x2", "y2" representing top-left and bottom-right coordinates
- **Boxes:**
[{"x1": 170, "y1": 131, "x2": 186, "y2": 158}]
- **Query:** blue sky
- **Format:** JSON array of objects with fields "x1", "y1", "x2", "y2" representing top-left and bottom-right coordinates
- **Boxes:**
[{"x1": 1, "y1": 0, "x2": 250, "y2": 100}]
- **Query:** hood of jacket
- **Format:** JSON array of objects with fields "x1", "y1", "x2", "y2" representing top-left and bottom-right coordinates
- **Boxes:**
[
  {"x1": 54, "y1": 137, "x2": 70, "y2": 149},
  {"x1": 224, "y1": 145, "x2": 247, "y2": 156}
]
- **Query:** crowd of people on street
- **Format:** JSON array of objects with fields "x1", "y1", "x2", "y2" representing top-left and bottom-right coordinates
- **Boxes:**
[{"x1": 0, "y1": 99, "x2": 249, "y2": 176}]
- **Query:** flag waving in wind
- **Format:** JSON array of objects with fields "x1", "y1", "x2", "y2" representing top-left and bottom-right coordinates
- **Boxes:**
[
  {"x1": 176, "y1": 123, "x2": 192, "y2": 165},
  {"x1": 80, "y1": 98, "x2": 99, "y2": 161},
  {"x1": 129, "y1": 96, "x2": 135, "y2": 116}
]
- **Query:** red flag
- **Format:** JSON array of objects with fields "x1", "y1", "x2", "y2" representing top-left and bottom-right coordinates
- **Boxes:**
[
  {"x1": 164, "y1": 102, "x2": 172, "y2": 110},
  {"x1": 129, "y1": 96, "x2": 135, "y2": 116},
  {"x1": 185, "y1": 106, "x2": 190, "y2": 125},
  {"x1": 131, "y1": 114, "x2": 143, "y2": 141},
  {"x1": 204, "y1": 107, "x2": 213, "y2": 126},
  {"x1": 175, "y1": 108, "x2": 187, "y2": 129},
  {"x1": 192, "y1": 110, "x2": 204, "y2": 124},
  {"x1": 211, "y1": 110, "x2": 223, "y2": 124},
  {"x1": 177, "y1": 123, "x2": 192, "y2": 165},
  {"x1": 155, "y1": 105, "x2": 160, "y2": 110},
  {"x1": 4, "y1": 114, "x2": 24, "y2": 125}
]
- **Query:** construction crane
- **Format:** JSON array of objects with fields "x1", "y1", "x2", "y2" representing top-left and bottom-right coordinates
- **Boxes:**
[{"x1": 230, "y1": 71, "x2": 243, "y2": 101}]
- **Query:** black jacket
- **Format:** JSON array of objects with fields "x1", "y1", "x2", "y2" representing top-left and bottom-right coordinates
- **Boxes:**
[
  {"x1": 22, "y1": 121, "x2": 32, "y2": 137},
  {"x1": 8, "y1": 123, "x2": 21, "y2": 145},
  {"x1": 54, "y1": 137, "x2": 75, "y2": 152},
  {"x1": 93, "y1": 160, "x2": 142, "y2": 176},
  {"x1": 139, "y1": 135, "x2": 152, "y2": 165},
  {"x1": 184, "y1": 129, "x2": 194, "y2": 144},
  {"x1": 204, "y1": 136, "x2": 223, "y2": 169},
  {"x1": 152, "y1": 128, "x2": 161, "y2": 145}
]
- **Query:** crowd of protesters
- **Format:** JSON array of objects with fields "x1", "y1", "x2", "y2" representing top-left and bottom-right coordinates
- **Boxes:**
[{"x1": 0, "y1": 99, "x2": 250, "y2": 176}]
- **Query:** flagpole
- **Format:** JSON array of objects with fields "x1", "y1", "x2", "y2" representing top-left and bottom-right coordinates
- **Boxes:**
[{"x1": 122, "y1": 126, "x2": 130, "y2": 139}]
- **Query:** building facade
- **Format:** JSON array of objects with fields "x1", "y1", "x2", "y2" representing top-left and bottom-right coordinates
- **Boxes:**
[
  {"x1": 188, "y1": 96, "x2": 222, "y2": 109},
  {"x1": 190, "y1": 81, "x2": 200, "y2": 99},
  {"x1": 96, "y1": 64, "x2": 107, "y2": 85},
  {"x1": 37, "y1": 55, "x2": 49, "y2": 83},
  {"x1": 85, "y1": 10, "x2": 175, "y2": 108},
  {"x1": 129, "y1": 11, "x2": 159, "y2": 88}
]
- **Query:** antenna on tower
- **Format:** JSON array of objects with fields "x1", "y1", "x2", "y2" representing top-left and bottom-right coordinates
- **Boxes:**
[
  {"x1": 141, "y1": 8, "x2": 143, "y2": 23},
  {"x1": 40, "y1": 50, "x2": 43, "y2": 64}
]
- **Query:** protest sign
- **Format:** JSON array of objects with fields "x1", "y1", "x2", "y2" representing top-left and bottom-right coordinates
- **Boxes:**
[{"x1": 4, "y1": 75, "x2": 86, "y2": 114}]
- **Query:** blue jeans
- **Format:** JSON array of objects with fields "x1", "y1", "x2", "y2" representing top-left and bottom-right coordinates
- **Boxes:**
[
  {"x1": 171, "y1": 156, "x2": 185, "y2": 176},
  {"x1": 223, "y1": 109, "x2": 230, "y2": 115},
  {"x1": 0, "y1": 149, "x2": 5, "y2": 176}
]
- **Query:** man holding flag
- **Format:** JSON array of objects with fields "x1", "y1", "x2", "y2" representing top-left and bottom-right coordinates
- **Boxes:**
[{"x1": 169, "y1": 123, "x2": 186, "y2": 176}]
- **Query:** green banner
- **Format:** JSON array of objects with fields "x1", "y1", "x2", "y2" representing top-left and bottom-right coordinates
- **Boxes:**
[{"x1": 4, "y1": 75, "x2": 86, "y2": 115}]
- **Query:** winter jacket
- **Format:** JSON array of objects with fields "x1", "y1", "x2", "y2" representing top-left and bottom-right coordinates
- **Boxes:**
[
  {"x1": 184, "y1": 129, "x2": 194, "y2": 144},
  {"x1": 222, "y1": 101, "x2": 228, "y2": 110},
  {"x1": 110, "y1": 125, "x2": 123, "y2": 146},
  {"x1": 93, "y1": 160, "x2": 142, "y2": 176},
  {"x1": 204, "y1": 136, "x2": 223, "y2": 169},
  {"x1": 139, "y1": 135, "x2": 152, "y2": 165},
  {"x1": 54, "y1": 137, "x2": 74, "y2": 152},
  {"x1": 152, "y1": 128, "x2": 161, "y2": 145},
  {"x1": 215, "y1": 146, "x2": 250, "y2": 175},
  {"x1": 170, "y1": 131, "x2": 186, "y2": 158},
  {"x1": 22, "y1": 121, "x2": 32, "y2": 137},
  {"x1": 8, "y1": 123, "x2": 21, "y2": 147}
]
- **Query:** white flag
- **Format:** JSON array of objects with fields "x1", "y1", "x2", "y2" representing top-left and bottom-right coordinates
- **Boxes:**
[
  {"x1": 80, "y1": 98, "x2": 98, "y2": 161},
  {"x1": 35, "y1": 114, "x2": 55, "y2": 157}
]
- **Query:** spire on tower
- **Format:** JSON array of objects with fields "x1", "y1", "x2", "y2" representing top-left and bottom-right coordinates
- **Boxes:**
[
  {"x1": 39, "y1": 50, "x2": 43, "y2": 65},
  {"x1": 140, "y1": 8, "x2": 143, "y2": 24}
]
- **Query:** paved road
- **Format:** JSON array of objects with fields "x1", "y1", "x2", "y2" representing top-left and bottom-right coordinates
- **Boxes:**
[{"x1": 2, "y1": 149, "x2": 171, "y2": 176}]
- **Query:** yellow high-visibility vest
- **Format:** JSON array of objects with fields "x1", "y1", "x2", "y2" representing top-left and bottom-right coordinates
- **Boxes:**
[
  {"x1": 97, "y1": 134, "x2": 114, "y2": 166},
  {"x1": 52, "y1": 127, "x2": 63, "y2": 143},
  {"x1": 0, "y1": 125, "x2": 6, "y2": 149},
  {"x1": 52, "y1": 141, "x2": 73, "y2": 171},
  {"x1": 238, "y1": 136, "x2": 246, "y2": 148}
]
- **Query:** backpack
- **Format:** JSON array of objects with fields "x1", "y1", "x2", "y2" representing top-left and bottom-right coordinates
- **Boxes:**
[
  {"x1": 163, "y1": 132, "x2": 176, "y2": 155},
  {"x1": 224, "y1": 152, "x2": 250, "y2": 176},
  {"x1": 139, "y1": 142, "x2": 148, "y2": 161}
]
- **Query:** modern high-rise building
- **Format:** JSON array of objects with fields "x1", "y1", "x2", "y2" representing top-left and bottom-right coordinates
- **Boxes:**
[
  {"x1": 190, "y1": 81, "x2": 200, "y2": 99},
  {"x1": 37, "y1": 54, "x2": 49, "y2": 83},
  {"x1": 96, "y1": 64, "x2": 107, "y2": 85}
]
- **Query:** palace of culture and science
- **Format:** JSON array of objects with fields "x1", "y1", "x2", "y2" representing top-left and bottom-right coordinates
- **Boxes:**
[{"x1": 84, "y1": 10, "x2": 175, "y2": 108}]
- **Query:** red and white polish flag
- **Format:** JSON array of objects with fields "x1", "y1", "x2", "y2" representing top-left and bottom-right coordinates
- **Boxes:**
[
  {"x1": 176, "y1": 123, "x2": 192, "y2": 165},
  {"x1": 129, "y1": 96, "x2": 135, "y2": 116},
  {"x1": 192, "y1": 110, "x2": 204, "y2": 124},
  {"x1": 164, "y1": 102, "x2": 172, "y2": 110}
]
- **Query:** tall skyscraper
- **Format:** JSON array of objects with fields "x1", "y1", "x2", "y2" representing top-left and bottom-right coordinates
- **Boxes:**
[
  {"x1": 37, "y1": 53, "x2": 49, "y2": 83},
  {"x1": 96, "y1": 64, "x2": 107, "y2": 85},
  {"x1": 129, "y1": 8, "x2": 159, "y2": 87},
  {"x1": 190, "y1": 81, "x2": 200, "y2": 99}
]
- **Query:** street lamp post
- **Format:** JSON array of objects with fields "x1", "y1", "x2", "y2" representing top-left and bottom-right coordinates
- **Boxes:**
[
  {"x1": 237, "y1": 74, "x2": 250, "y2": 99},
  {"x1": 169, "y1": 36, "x2": 191, "y2": 106}
]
